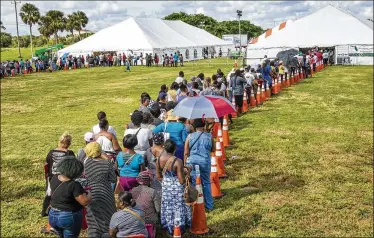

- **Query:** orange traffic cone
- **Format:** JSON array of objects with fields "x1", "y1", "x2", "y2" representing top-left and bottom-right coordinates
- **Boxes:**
[
  {"x1": 271, "y1": 79, "x2": 276, "y2": 94},
  {"x1": 275, "y1": 78, "x2": 279, "y2": 94},
  {"x1": 210, "y1": 155, "x2": 224, "y2": 198},
  {"x1": 222, "y1": 116, "x2": 230, "y2": 147},
  {"x1": 249, "y1": 90, "x2": 256, "y2": 108},
  {"x1": 290, "y1": 75, "x2": 294, "y2": 85},
  {"x1": 256, "y1": 83, "x2": 262, "y2": 106},
  {"x1": 73, "y1": 63, "x2": 77, "y2": 69},
  {"x1": 24, "y1": 68, "x2": 28, "y2": 74},
  {"x1": 212, "y1": 118, "x2": 219, "y2": 139},
  {"x1": 278, "y1": 77, "x2": 282, "y2": 92},
  {"x1": 173, "y1": 214, "x2": 182, "y2": 238},
  {"x1": 243, "y1": 91, "x2": 249, "y2": 112},
  {"x1": 231, "y1": 97, "x2": 237, "y2": 118},
  {"x1": 215, "y1": 141, "x2": 228, "y2": 178},
  {"x1": 64, "y1": 64, "x2": 67, "y2": 71},
  {"x1": 261, "y1": 82, "x2": 266, "y2": 101},
  {"x1": 265, "y1": 82, "x2": 271, "y2": 99},
  {"x1": 191, "y1": 165, "x2": 210, "y2": 235},
  {"x1": 11, "y1": 69, "x2": 15, "y2": 77},
  {"x1": 217, "y1": 126, "x2": 227, "y2": 161},
  {"x1": 285, "y1": 75, "x2": 290, "y2": 87}
]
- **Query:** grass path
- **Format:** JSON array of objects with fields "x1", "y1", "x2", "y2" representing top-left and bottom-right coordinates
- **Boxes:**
[{"x1": 1, "y1": 61, "x2": 373, "y2": 237}]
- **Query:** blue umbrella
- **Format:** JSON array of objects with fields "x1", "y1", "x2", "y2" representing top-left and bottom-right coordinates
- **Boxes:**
[{"x1": 172, "y1": 95, "x2": 236, "y2": 119}]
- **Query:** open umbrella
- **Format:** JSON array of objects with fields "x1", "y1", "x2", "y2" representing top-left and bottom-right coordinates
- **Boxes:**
[{"x1": 172, "y1": 95, "x2": 236, "y2": 119}]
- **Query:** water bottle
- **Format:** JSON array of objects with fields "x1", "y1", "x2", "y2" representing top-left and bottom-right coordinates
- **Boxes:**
[{"x1": 195, "y1": 165, "x2": 200, "y2": 177}]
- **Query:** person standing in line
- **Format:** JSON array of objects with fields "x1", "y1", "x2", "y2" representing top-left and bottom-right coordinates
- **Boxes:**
[
  {"x1": 230, "y1": 69, "x2": 247, "y2": 115},
  {"x1": 173, "y1": 52, "x2": 179, "y2": 67}
]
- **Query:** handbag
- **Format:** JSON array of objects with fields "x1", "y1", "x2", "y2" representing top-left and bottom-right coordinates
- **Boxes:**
[
  {"x1": 184, "y1": 174, "x2": 198, "y2": 206},
  {"x1": 75, "y1": 158, "x2": 90, "y2": 190}
]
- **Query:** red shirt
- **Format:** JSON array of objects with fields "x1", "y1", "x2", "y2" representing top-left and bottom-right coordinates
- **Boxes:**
[{"x1": 108, "y1": 55, "x2": 113, "y2": 61}]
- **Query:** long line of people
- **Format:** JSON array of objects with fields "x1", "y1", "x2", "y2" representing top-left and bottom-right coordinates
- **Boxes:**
[{"x1": 41, "y1": 53, "x2": 325, "y2": 237}]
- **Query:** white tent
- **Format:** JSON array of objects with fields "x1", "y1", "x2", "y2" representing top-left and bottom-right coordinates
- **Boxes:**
[
  {"x1": 58, "y1": 17, "x2": 233, "y2": 60},
  {"x1": 246, "y1": 5, "x2": 374, "y2": 65}
]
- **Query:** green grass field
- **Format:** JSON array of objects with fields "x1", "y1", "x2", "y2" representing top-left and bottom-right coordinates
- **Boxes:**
[
  {"x1": 1, "y1": 47, "x2": 45, "y2": 61},
  {"x1": 1, "y1": 59, "x2": 373, "y2": 237}
]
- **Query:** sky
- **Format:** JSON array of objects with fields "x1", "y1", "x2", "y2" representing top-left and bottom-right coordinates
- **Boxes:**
[{"x1": 1, "y1": 1, "x2": 373, "y2": 37}]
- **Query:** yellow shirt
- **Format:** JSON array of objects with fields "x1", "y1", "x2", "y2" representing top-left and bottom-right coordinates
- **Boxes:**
[{"x1": 279, "y1": 65, "x2": 285, "y2": 74}]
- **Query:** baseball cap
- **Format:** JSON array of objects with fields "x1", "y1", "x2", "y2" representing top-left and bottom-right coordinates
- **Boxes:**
[{"x1": 84, "y1": 132, "x2": 94, "y2": 142}]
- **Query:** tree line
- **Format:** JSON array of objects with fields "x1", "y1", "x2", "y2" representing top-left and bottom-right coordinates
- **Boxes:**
[
  {"x1": 163, "y1": 12, "x2": 265, "y2": 39},
  {"x1": 1, "y1": 3, "x2": 89, "y2": 55}
]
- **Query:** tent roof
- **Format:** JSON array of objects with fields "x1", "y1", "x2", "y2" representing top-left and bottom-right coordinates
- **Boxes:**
[
  {"x1": 249, "y1": 20, "x2": 293, "y2": 44},
  {"x1": 59, "y1": 17, "x2": 231, "y2": 54},
  {"x1": 248, "y1": 5, "x2": 373, "y2": 49}
]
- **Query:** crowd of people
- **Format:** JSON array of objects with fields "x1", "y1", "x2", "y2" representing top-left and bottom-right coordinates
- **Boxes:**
[
  {"x1": 0, "y1": 50, "x2": 189, "y2": 78},
  {"x1": 40, "y1": 48, "x2": 325, "y2": 238}
]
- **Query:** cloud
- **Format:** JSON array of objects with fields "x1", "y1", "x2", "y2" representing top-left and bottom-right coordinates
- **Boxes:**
[{"x1": 1, "y1": 1, "x2": 372, "y2": 37}]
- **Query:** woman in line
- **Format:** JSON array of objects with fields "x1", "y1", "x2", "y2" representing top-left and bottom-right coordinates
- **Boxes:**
[
  {"x1": 141, "y1": 112, "x2": 155, "y2": 131},
  {"x1": 152, "y1": 110, "x2": 187, "y2": 161},
  {"x1": 95, "y1": 119, "x2": 121, "y2": 157},
  {"x1": 117, "y1": 134, "x2": 145, "y2": 191},
  {"x1": 167, "y1": 82, "x2": 179, "y2": 102},
  {"x1": 49, "y1": 156, "x2": 91, "y2": 238},
  {"x1": 108, "y1": 191, "x2": 148, "y2": 238},
  {"x1": 84, "y1": 142, "x2": 117, "y2": 237},
  {"x1": 132, "y1": 171, "x2": 161, "y2": 238},
  {"x1": 124, "y1": 111, "x2": 153, "y2": 157},
  {"x1": 143, "y1": 133, "x2": 165, "y2": 193},
  {"x1": 184, "y1": 118, "x2": 215, "y2": 211},
  {"x1": 42, "y1": 132, "x2": 75, "y2": 235},
  {"x1": 156, "y1": 140, "x2": 191, "y2": 236},
  {"x1": 176, "y1": 84, "x2": 188, "y2": 103},
  {"x1": 231, "y1": 69, "x2": 247, "y2": 115}
]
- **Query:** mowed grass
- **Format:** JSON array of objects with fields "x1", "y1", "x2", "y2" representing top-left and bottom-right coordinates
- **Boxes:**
[
  {"x1": 1, "y1": 47, "x2": 45, "y2": 61},
  {"x1": 1, "y1": 59, "x2": 373, "y2": 237}
]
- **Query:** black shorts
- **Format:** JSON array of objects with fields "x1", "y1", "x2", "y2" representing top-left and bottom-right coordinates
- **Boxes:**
[{"x1": 234, "y1": 95, "x2": 244, "y2": 108}]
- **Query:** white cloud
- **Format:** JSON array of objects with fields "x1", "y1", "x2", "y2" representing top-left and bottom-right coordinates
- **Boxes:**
[{"x1": 0, "y1": 1, "x2": 372, "y2": 37}]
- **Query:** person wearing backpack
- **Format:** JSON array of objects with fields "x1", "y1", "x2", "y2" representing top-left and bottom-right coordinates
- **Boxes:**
[
  {"x1": 230, "y1": 69, "x2": 247, "y2": 115},
  {"x1": 117, "y1": 134, "x2": 146, "y2": 191}
]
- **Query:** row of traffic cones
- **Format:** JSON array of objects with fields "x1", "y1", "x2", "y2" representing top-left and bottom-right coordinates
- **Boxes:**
[{"x1": 180, "y1": 62, "x2": 328, "y2": 236}]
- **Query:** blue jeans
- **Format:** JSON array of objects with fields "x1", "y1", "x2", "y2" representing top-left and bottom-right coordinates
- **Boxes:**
[
  {"x1": 49, "y1": 208, "x2": 82, "y2": 238},
  {"x1": 190, "y1": 161, "x2": 214, "y2": 210},
  {"x1": 175, "y1": 144, "x2": 184, "y2": 162}
]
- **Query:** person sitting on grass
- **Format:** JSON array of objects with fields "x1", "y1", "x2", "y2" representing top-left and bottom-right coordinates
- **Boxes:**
[
  {"x1": 132, "y1": 171, "x2": 161, "y2": 238},
  {"x1": 48, "y1": 156, "x2": 91, "y2": 238},
  {"x1": 107, "y1": 191, "x2": 148, "y2": 238},
  {"x1": 117, "y1": 134, "x2": 146, "y2": 191}
]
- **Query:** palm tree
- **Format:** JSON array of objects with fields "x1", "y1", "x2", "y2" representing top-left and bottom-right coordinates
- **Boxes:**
[
  {"x1": 19, "y1": 3, "x2": 40, "y2": 57},
  {"x1": 40, "y1": 10, "x2": 65, "y2": 44},
  {"x1": 72, "y1": 11, "x2": 88, "y2": 40},
  {"x1": 66, "y1": 14, "x2": 78, "y2": 41},
  {"x1": 0, "y1": 20, "x2": 5, "y2": 30}
]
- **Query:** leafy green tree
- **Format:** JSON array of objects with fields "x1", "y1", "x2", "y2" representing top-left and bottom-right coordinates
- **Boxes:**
[
  {"x1": 66, "y1": 14, "x2": 78, "y2": 39},
  {"x1": 0, "y1": 20, "x2": 5, "y2": 30},
  {"x1": 163, "y1": 12, "x2": 264, "y2": 39},
  {"x1": 19, "y1": 3, "x2": 40, "y2": 56},
  {"x1": 0, "y1": 32, "x2": 12, "y2": 47}
]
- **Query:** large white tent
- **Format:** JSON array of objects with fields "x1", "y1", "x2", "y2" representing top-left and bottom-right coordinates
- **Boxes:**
[
  {"x1": 58, "y1": 17, "x2": 232, "y2": 60},
  {"x1": 247, "y1": 5, "x2": 374, "y2": 65}
]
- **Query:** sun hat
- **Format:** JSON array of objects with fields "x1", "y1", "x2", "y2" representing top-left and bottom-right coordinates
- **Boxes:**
[
  {"x1": 166, "y1": 109, "x2": 179, "y2": 121},
  {"x1": 84, "y1": 132, "x2": 94, "y2": 142}
]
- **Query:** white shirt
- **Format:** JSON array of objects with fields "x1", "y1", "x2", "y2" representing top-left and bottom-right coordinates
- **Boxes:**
[
  {"x1": 322, "y1": 53, "x2": 329, "y2": 59},
  {"x1": 244, "y1": 72, "x2": 254, "y2": 85},
  {"x1": 124, "y1": 128, "x2": 153, "y2": 154},
  {"x1": 92, "y1": 124, "x2": 117, "y2": 137},
  {"x1": 313, "y1": 55, "x2": 318, "y2": 63},
  {"x1": 175, "y1": 76, "x2": 184, "y2": 84}
]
